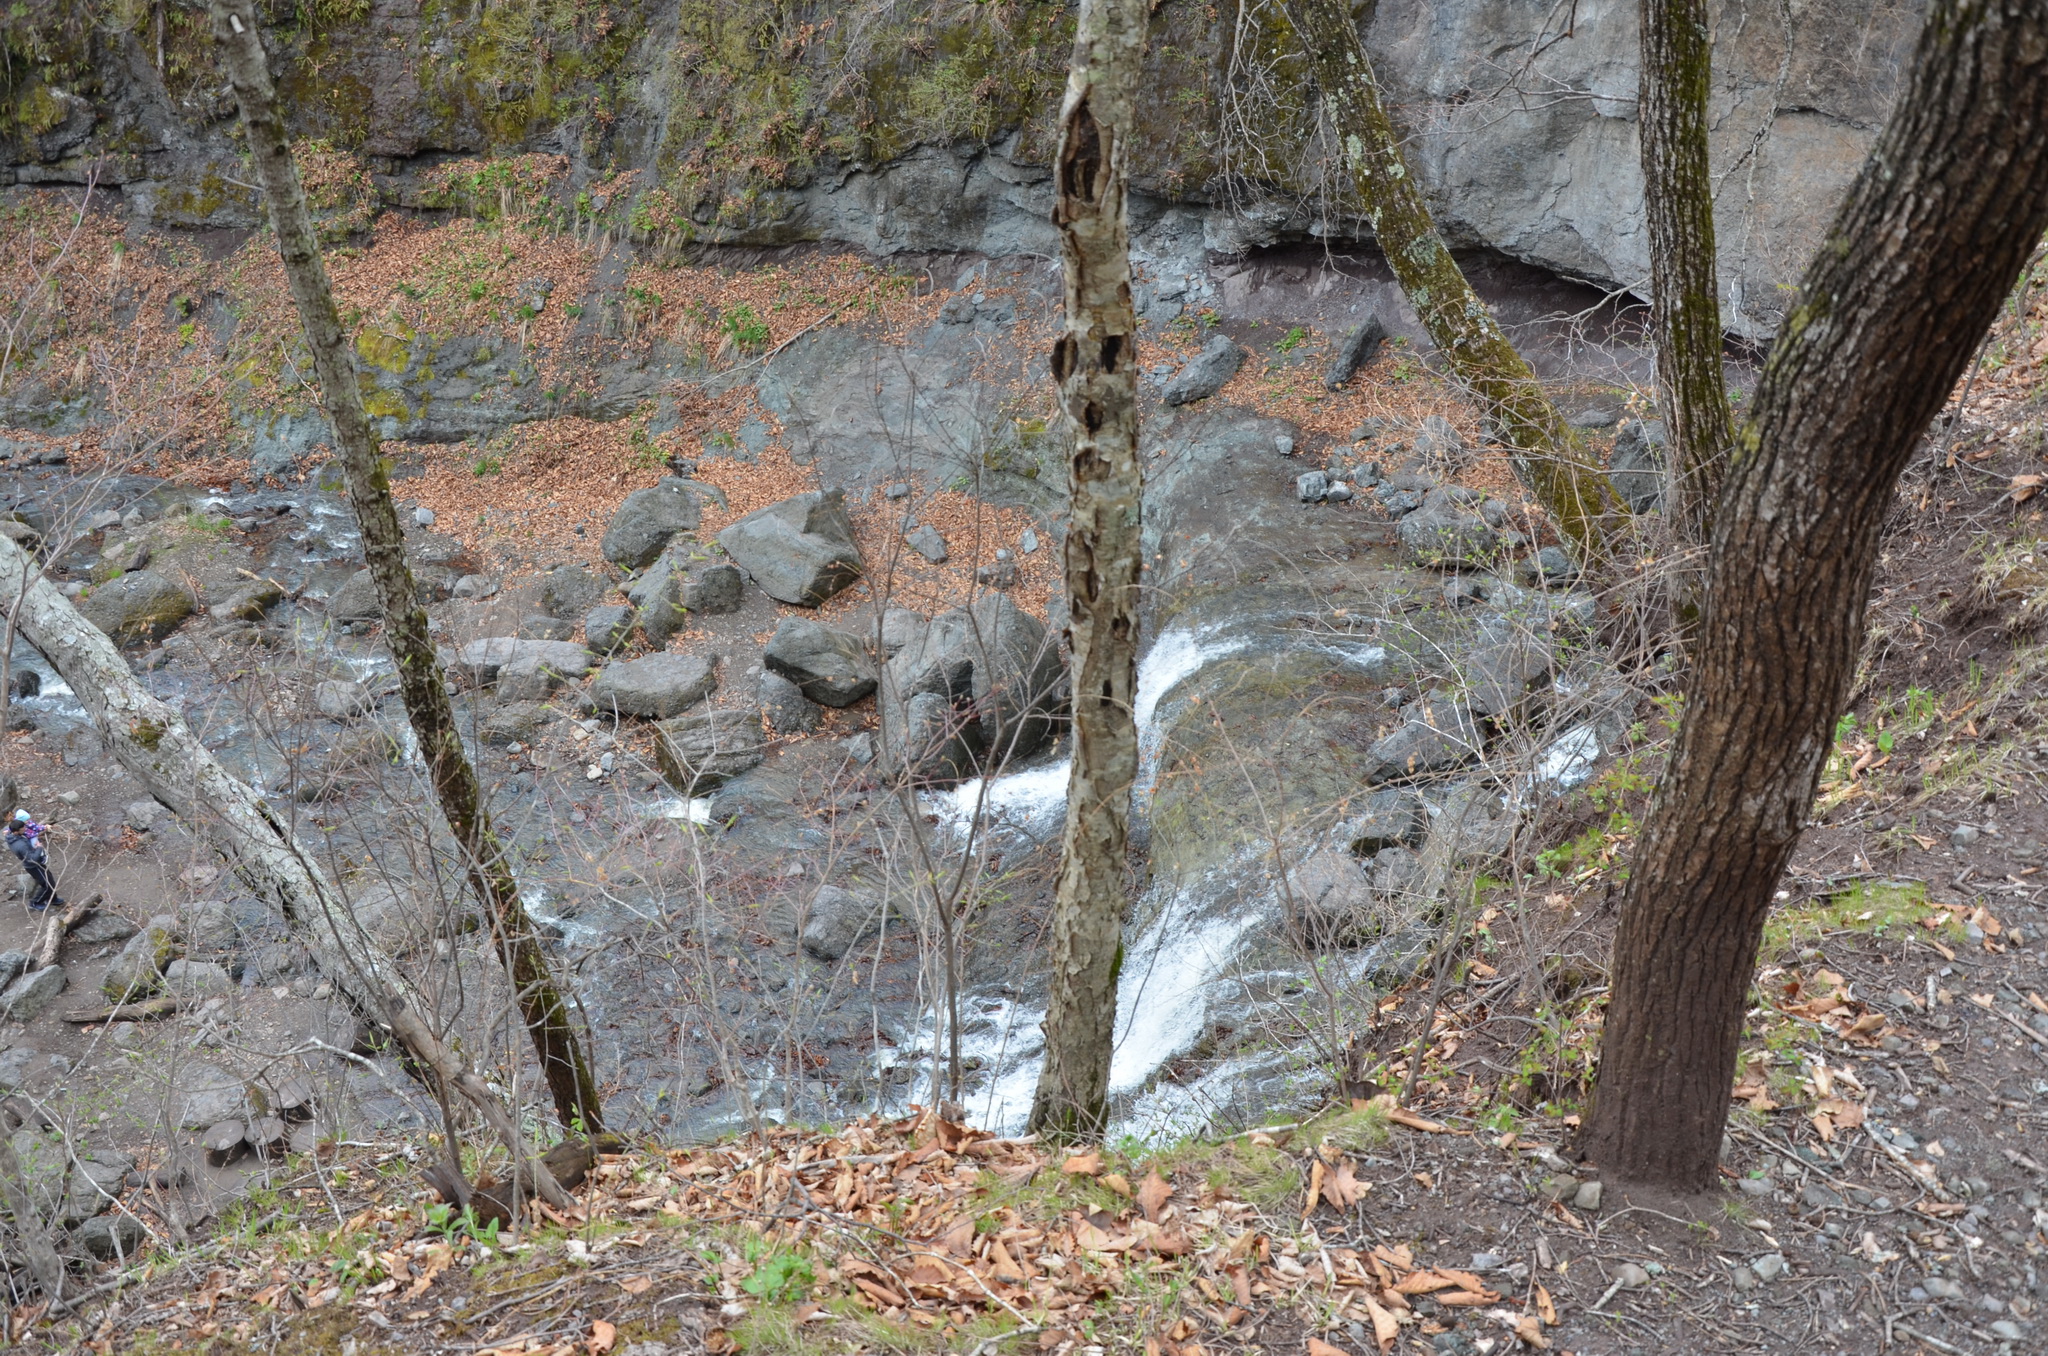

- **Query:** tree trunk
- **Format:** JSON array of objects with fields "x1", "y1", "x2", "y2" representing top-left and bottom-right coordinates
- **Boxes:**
[
  {"x1": 1639, "y1": 0, "x2": 1735, "y2": 543},
  {"x1": 1282, "y1": 0, "x2": 1622, "y2": 558},
  {"x1": 0, "y1": 534, "x2": 571, "y2": 1207},
  {"x1": 1584, "y1": 0, "x2": 2048, "y2": 1191},
  {"x1": 207, "y1": 0, "x2": 602, "y2": 1134},
  {"x1": 1026, "y1": 0, "x2": 1148, "y2": 1139}
]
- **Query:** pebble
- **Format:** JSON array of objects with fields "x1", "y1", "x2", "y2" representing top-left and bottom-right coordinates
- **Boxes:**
[
  {"x1": 413, "y1": 507, "x2": 436, "y2": 527},
  {"x1": 1952, "y1": 823, "x2": 1981, "y2": 848},
  {"x1": 1469, "y1": 1252, "x2": 1504, "y2": 1271},
  {"x1": 1730, "y1": 1265, "x2": 1758, "y2": 1292},
  {"x1": 1296, "y1": 471, "x2": 1329, "y2": 503},
  {"x1": 1572, "y1": 1180, "x2": 1603, "y2": 1211},
  {"x1": 1275, "y1": 435, "x2": 1295, "y2": 456},
  {"x1": 1020, "y1": 528, "x2": 1039, "y2": 554},
  {"x1": 885, "y1": 483, "x2": 911, "y2": 499},
  {"x1": 1991, "y1": 1320, "x2": 2024, "y2": 1341},
  {"x1": 1749, "y1": 1252, "x2": 1786, "y2": 1283},
  {"x1": 1923, "y1": 1276, "x2": 1965, "y2": 1300},
  {"x1": 1325, "y1": 482, "x2": 1354, "y2": 503},
  {"x1": 1614, "y1": 1262, "x2": 1650, "y2": 1288}
]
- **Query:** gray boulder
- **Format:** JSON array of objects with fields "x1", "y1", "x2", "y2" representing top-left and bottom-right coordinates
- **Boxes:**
[
  {"x1": 314, "y1": 678, "x2": 372, "y2": 721},
  {"x1": 717, "y1": 489, "x2": 863, "y2": 606},
  {"x1": 764, "y1": 618, "x2": 875, "y2": 707},
  {"x1": 1296, "y1": 471, "x2": 1329, "y2": 503},
  {"x1": 74, "y1": 1212, "x2": 147, "y2": 1261},
  {"x1": 325, "y1": 569, "x2": 381, "y2": 624},
  {"x1": 1284, "y1": 847, "x2": 1381, "y2": 945},
  {"x1": 103, "y1": 923, "x2": 174, "y2": 1002},
  {"x1": 455, "y1": 637, "x2": 592, "y2": 687},
  {"x1": 70, "y1": 914, "x2": 138, "y2": 945},
  {"x1": 518, "y1": 614, "x2": 576, "y2": 641},
  {"x1": 800, "y1": 885, "x2": 890, "y2": 962},
  {"x1": 1340, "y1": 788, "x2": 1427, "y2": 854},
  {"x1": 1367, "y1": 695, "x2": 1482, "y2": 783},
  {"x1": 81, "y1": 570, "x2": 197, "y2": 645},
  {"x1": 602, "y1": 481, "x2": 702, "y2": 569},
  {"x1": 213, "y1": 578, "x2": 283, "y2": 621},
  {"x1": 0, "y1": 965, "x2": 65, "y2": 1022},
  {"x1": 1322, "y1": 315, "x2": 1388, "y2": 390},
  {"x1": 591, "y1": 654, "x2": 720, "y2": 719},
  {"x1": 628, "y1": 540, "x2": 743, "y2": 644},
  {"x1": 0, "y1": 952, "x2": 28, "y2": 991},
  {"x1": 164, "y1": 959, "x2": 233, "y2": 997},
  {"x1": 1465, "y1": 634, "x2": 1556, "y2": 719},
  {"x1": 880, "y1": 594, "x2": 1062, "y2": 782},
  {"x1": 0, "y1": 1046, "x2": 48, "y2": 1090},
  {"x1": 654, "y1": 708, "x2": 765, "y2": 794},
  {"x1": 585, "y1": 604, "x2": 636, "y2": 656},
  {"x1": 904, "y1": 524, "x2": 948, "y2": 563},
  {"x1": 1163, "y1": 335, "x2": 1247, "y2": 406},
  {"x1": 172, "y1": 1061, "x2": 253, "y2": 1128},
  {"x1": 1367, "y1": 844, "x2": 1426, "y2": 898},
  {"x1": 759, "y1": 670, "x2": 823, "y2": 734},
  {"x1": 1398, "y1": 505, "x2": 1499, "y2": 568},
  {"x1": 539, "y1": 565, "x2": 607, "y2": 618},
  {"x1": 1610, "y1": 419, "x2": 1668, "y2": 514},
  {"x1": 479, "y1": 701, "x2": 550, "y2": 747}
]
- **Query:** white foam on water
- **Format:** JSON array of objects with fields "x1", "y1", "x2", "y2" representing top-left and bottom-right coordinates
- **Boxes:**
[
  {"x1": 645, "y1": 796, "x2": 715, "y2": 824},
  {"x1": 1133, "y1": 625, "x2": 1251, "y2": 802},
  {"x1": 1108, "y1": 874, "x2": 1265, "y2": 1097},
  {"x1": 928, "y1": 759, "x2": 1071, "y2": 840}
]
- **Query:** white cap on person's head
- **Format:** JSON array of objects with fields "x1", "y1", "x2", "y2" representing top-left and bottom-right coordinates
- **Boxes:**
[{"x1": 9, "y1": 810, "x2": 27, "y2": 824}]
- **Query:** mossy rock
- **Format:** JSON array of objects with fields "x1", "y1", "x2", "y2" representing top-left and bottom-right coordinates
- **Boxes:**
[{"x1": 79, "y1": 570, "x2": 197, "y2": 646}]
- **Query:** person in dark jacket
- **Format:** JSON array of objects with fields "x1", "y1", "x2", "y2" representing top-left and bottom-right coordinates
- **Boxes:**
[{"x1": 6, "y1": 808, "x2": 62, "y2": 912}]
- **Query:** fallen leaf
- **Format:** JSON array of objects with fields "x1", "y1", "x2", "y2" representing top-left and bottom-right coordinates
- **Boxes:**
[
  {"x1": 1305, "y1": 1158, "x2": 1327, "y2": 1220},
  {"x1": 1306, "y1": 1338, "x2": 1351, "y2": 1356},
  {"x1": 1514, "y1": 1313, "x2": 1550, "y2": 1349},
  {"x1": 1061, "y1": 1151, "x2": 1102, "y2": 1177},
  {"x1": 1138, "y1": 1169, "x2": 1173, "y2": 1222},
  {"x1": 618, "y1": 1276, "x2": 653, "y2": 1296},
  {"x1": 1536, "y1": 1284, "x2": 1557, "y2": 1325},
  {"x1": 1361, "y1": 1294, "x2": 1400, "y2": 1352},
  {"x1": 588, "y1": 1319, "x2": 618, "y2": 1355},
  {"x1": 1322, "y1": 1157, "x2": 1368, "y2": 1210}
]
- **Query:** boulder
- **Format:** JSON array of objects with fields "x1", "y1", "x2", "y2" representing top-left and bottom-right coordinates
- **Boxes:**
[
  {"x1": 81, "y1": 570, "x2": 196, "y2": 645},
  {"x1": 498, "y1": 650, "x2": 584, "y2": 700},
  {"x1": 325, "y1": 569, "x2": 380, "y2": 624},
  {"x1": 585, "y1": 604, "x2": 636, "y2": 656},
  {"x1": 1464, "y1": 633, "x2": 1556, "y2": 719},
  {"x1": 164, "y1": 959, "x2": 232, "y2": 997},
  {"x1": 1339, "y1": 788, "x2": 1427, "y2": 854},
  {"x1": 0, "y1": 952, "x2": 29, "y2": 991},
  {"x1": 213, "y1": 577, "x2": 283, "y2": 621},
  {"x1": 1284, "y1": 846, "x2": 1381, "y2": 945},
  {"x1": 1296, "y1": 471, "x2": 1328, "y2": 503},
  {"x1": 716, "y1": 489, "x2": 863, "y2": 606},
  {"x1": 628, "y1": 540, "x2": 743, "y2": 644},
  {"x1": 1366, "y1": 695, "x2": 1482, "y2": 783},
  {"x1": 176, "y1": 899, "x2": 241, "y2": 958},
  {"x1": 1398, "y1": 505, "x2": 1499, "y2": 569},
  {"x1": 479, "y1": 701, "x2": 551, "y2": 747},
  {"x1": 592, "y1": 654, "x2": 720, "y2": 719},
  {"x1": 0, "y1": 1046, "x2": 49, "y2": 1091},
  {"x1": 654, "y1": 708, "x2": 765, "y2": 794},
  {"x1": 0, "y1": 965, "x2": 65, "y2": 1022},
  {"x1": 799, "y1": 884, "x2": 890, "y2": 962},
  {"x1": 1322, "y1": 315, "x2": 1388, "y2": 390},
  {"x1": 70, "y1": 914, "x2": 137, "y2": 946},
  {"x1": 102, "y1": 923, "x2": 175, "y2": 1002},
  {"x1": 602, "y1": 481, "x2": 703, "y2": 569},
  {"x1": 455, "y1": 637, "x2": 592, "y2": 687},
  {"x1": 904, "y1": 524, "x2": 948, "y2": 563},
  {"x1": 74, "y1": 1212, "x2": 147, "y2": 1261},
  {"x1": 172, "y1": 1060, "x2": 253, "y2": 1128},
  {"x1": 314, "y1": 678, "x2": 373, "y2": 721},
  {"x1": 1163, "y1": 335, "x2": 1247, "y2": 406},
  {"x1": 880, "y1": 607, "x2": 928, "y2": 657},
  {"x1": 539, "y1": 564, "x2": 607, "y2": 618},
  {"x1": 763, "y1": 618, "x2": 875, "y2": 707},
  {"x1": 1610, "y1": 419, "x2": 1668, "y2": 514},
  {"x1": 880, "y1": 595, "x2": 1063, "y2": 782},
  {"x1": 759, "y1": 670, "x2": 823, "y2": 734},
  {"x1": 518, "y1": 614, "x2": 576, "y2": 641}
]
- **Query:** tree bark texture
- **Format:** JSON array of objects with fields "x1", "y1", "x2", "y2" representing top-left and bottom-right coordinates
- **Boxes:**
[
  {"x1": 1585, "y1": 0, "x2": 2048, "y2": 1190},
  {"x1": 0, "y1": 534, "x2": 570, "y2": 1207},
  {"x1": 1283, "y1": 0, "x2": 1623, "y2": 558},
  {"x1": 1639, "y1": 0, "x2": 1736, "y2": 543},
  {"x1": 1027, "y1": 0, "x2": 1148, "y2": 1139},
  {"x1": 207, "y1": 0, "x2": 602, "y2": 1134}
]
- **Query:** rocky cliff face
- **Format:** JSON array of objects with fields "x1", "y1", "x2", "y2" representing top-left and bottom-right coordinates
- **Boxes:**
[{"x1": 3, "y1": 0, "x2": 1921, "y2": 336}]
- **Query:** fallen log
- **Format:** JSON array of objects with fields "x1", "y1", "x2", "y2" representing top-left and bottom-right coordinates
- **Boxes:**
[
  {"x1": 31, "y1": 892, "x2": 101, "y2": 971},
  {"x1": 65, "y1": 994, "x2": 180, "y2": 1023}
]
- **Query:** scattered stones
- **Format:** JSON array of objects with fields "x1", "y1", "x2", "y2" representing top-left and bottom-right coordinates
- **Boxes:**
[
  {"x1": 904, "y1": 523, "x2": 949, "y2": 563},
  {"x1": 759, "y1": 670, "x2": 823, "y2": 734},
  {"x1": 1923, "y1": 1276, "x2": 1965, "y2": 1300},
  {"x1": 591, "y1": 654, "x2": 720, "y2": 719},
  {"x1": 479, "y1": 702, "x2": 550, "y2": 748},
  {"x1": 1325, "y1": 481, "x2": 1353, "y2": 503},
  {"x1": 314, "y1": 678, "x2": 373, "y2": 721},
  {"x1": 1464, "y1": 633, "x2": 1556, "y2": 719},
  {"x1": 628, "y1": 540, "x2": 745, "y2": 644},
  {"x1": 80, "y1": 570, "x2": 197, "y2": 645},
  {"x1": 1366, "y1": 695, "x2": 1481, "y2": 783},
  {"x1": 654, "y1": 708, "x2": 766, "y2": 794},
  {"x1": 0, "y1": 952, "x2": 28, "y2": 991},
  {"x1": 717, "y1": 489, "x2": 863, "y2": 606},
  {"x1": 1609, "y1": 419, "x2": 1668, "y2": 514},
  {"x1": 1749, "y1": 1252, "x2": 1787, "y2": 1283},
  {"x1": 1951, "y1": 823, "x2": 1981, "y2": 849},
  {"x1": 601, "y1": 481, "x2": 703, "y2": 569},
  {"x1": 799, "y1": 885, "x2": 889, "y2": 961},
  {"x1": 1413, "y1": 416, "x2": 1470, "y2": 473},
  {"x1": 764, "y1": 618, "x2": 875, "y2": 707},
  {"x1": 1296, "y1": 471, "x2": 1329, "y2": 503},
  {"x1": 1, "y1": 965, "x2": 68, "y2": 1022},
  {"x1": 1398, "y1": 503, "x2": 1499, "y2": 569},
  {"x1": 1322, "y1": 315, "x2": 1388, "y2": 390},
  {"x1": 164, "y1": 959, "x2": 232, "y2": 997},
  {"x1": 1162, "y1": 335, "x2": 1247, "y2": 406}
]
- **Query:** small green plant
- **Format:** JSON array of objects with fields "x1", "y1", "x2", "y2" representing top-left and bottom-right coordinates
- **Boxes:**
[
  {"x1": 739, "y1": 1247, "x2": 814, "y2": 1303},
  {"x1": 468, "y1": 281, "x2": 490, "y2": 301},
  {"x1": 564, "y1": 304, "x2": 584, "y2": 319},
  {"x1": 472, "y1": 454, "x2": 502, "y2": 477},
  {"x1": 1276, "y1": 325, "x2": 1309, "y2": 353},
  {"x1": 720, "y1": 302, "x2": 770, "y2": 350},
  {"x1": 177, "y1": 321, "x2": 197, "y2": 345},
  {"x1": 424, "y1": 1200, "x2": 502, "y2": 1249}
]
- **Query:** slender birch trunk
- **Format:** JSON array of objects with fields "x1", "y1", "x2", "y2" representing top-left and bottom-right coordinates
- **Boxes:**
[
  {"x1": 1026, "y1": 0, "x2": 1148, "y2": 1139},
  {"x1": 206, "y1": 0, "x2": 602, "y2": 1134},
  {"x1": 0, "y1": 534, "x2": 570, "y2": 1207},
  {"x1": 1640, "y1": 0, "x2": 1735, "y2": 543},
  {"x1": 1283, "y1": 0, "x2": 1622, "y2": 558}
]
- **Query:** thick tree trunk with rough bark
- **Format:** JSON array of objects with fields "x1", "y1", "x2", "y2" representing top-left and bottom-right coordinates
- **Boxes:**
[
  {"x1": 1585, "y1": 0, "x2": 2048, "y2": 1190},
  {"x1": 207, "y1": 0, "x2": 602, "y2": 1134},
  {"x1": 1283, "y1": 0, "x2": 1622, "y2": 557},
  {"x1": 0, "y1": 534, "x2": 571, "y2": 1207},
  {"x1": 1027, "y1": 0, "x2": 1147, "y2": 1139},
  {"x1": 1640, "y1": 0, "x2": 1735, "y2": 543}
]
